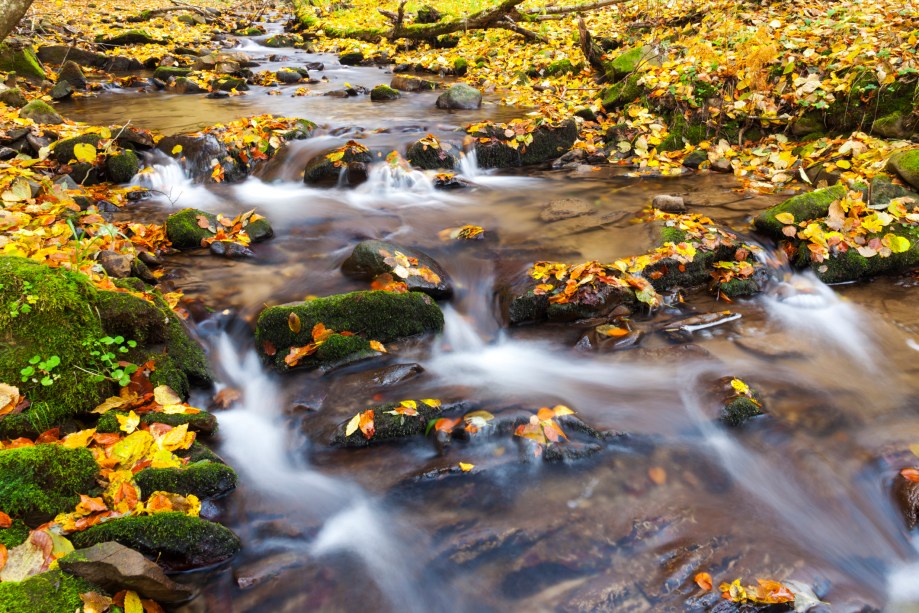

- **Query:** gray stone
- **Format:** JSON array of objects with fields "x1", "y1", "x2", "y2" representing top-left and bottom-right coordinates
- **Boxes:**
[
  {"x1": 436, "y1": 83, "x2": 482, "y2": 110},
  {"x1": 59, "y1": 542, "x2": 195, "y2": 603},
  {"x1": 651, "y1": 194, "x2": 686, "y2": 213},
  {"x1": 58, "y1": 60, "x2": 87, "y2": 89},
  {"x1": 96, "y1": 250, "x2": 133, "y2": 278},
  {"x1": 50, "y1": 80, "x2": 74, "y2": 100},
  {"x1": 18, "y1": 99, "x2": 62, "y2": 124},
  {"x1": 341, "y1": 239, "x2": 453, "y2": 299},
  {"x1": 275, "y1": 69, "x2": 302, "y2": 84},
  {"x1": 390, "y1": 75, "x2": 438, "y2": 92},
  {"x1": 0, "y1": 86, "x2": 27, "y2": 107},
  {"x1": 711, "y1": 157, "x2": 733, "y2": 173}
]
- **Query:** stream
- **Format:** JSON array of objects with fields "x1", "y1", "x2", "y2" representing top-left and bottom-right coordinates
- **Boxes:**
[{"x1": 64, "y1": 18, "x2": 919, "y2": 613}]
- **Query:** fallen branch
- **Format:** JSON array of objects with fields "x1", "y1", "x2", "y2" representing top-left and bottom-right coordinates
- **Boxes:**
[{"x1": 499, "y1": 16, "x2": 547, "y2": 43}]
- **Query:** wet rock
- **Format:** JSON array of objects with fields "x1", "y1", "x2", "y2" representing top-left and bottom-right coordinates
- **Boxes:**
[
  {"x1": 206, "y1": 90, "x2": 229, "y2": 99},
  {"x1": 209, "y1": 240, "x2": 254, "y2": 258},
  {"x1": 735, "y1": 333, "x2": 812, "y2": 360},
  {"x1": 59, "y1": 542, "x2": 195, "y2": 603},
  {"x1": 390, "y1": 75, "x2": 438, "y2": 92},
  {"x1": 263, "y1": 34, "x2": 303, "y2": 48},
  {"x1": 338, "y1": 50, "x2": 364, "y2": 65},
  {"x1": 68, "y1": 162, "x2": 101, "y2": 186},
  {"x1": 70, "y1": 513, "x2": 240, "y2": 571},
  {"x1": 868, "y1": 173, "x2": 918, "y2": 208},
  {"x1": 152, "y1": 66, "x2": 191, "y2": 81},
  {"x1": 111, "y1": 125, "x2": 155, "y2": 151},
  {"x1": 435, "y1": 83, "x2": 482, "y2": 110},
  {"x1": 194, "y1": 51, "x2": 252, "y2": 71},
  {"x1": 540, "y1": 197, "x2": 593, "y2": 222},
  {"x1": 753, "y1": 184, "x2": 847, "y2": 239},
  {"x1": 256, "y1": 290, "x2": 444, "y2": 372},
  {"x1": 894, "y1": 470, "x2": 919, "y2": 530},
  {"x1": 662, "y1": 311, "x2": 742, "y2": 343},
  {"x1": 165, "y1": 208, "x2": 273, "y2": 250},
  {"x1": 18, "y1": 99, "x2": 62, "y2": 124},
  {"x1": 714, "y1": 377, "x2": 765, "y2": 427},
  {"x1": 330, "y1": 399, "x2": 457, "y2": 447},
  {"x1": 97, "y1": 29, "x2": 159, "y2": 46},
  {"x1": 682, "y1": 149, "x2": 708, "y2": 169},
  {"x1": 887, "y1": 149, "x2": 919, "y2": 191},
  {"x1": 57, "y1": 60, "x2": 87, "y2": 89},
  {"x1": 52, "y1": 134, "x2": 101, "y2": 164},
  {"x1": 135, "y1": 461, "x2": 237, "y2": 500},
  {"x1": 235, "y1": 552, "x2": 307, "y2": 590},
  {"x1": 0, "y1": 87, "x2": 27, "y2": 107},
  {"x1": 37, "y1": 45, "x2": 143, "y2": 72},
  {"x1": 210, "y1": 76, "x2": 249, "y2": 91},
  {"x1": 304, "y1": 61, "x2": 324, "y2": 71},
  {"x1": 711, "y1": 157, "x2": 733, "y2": 172},
  {"x1": 370, "y1": 84, "x2": 400, "y2": 101},
  {"x1": 105, "y1": 150, "x2": 139, "y2": 183},
  {"x1": 156, "y1": 134, "x2": 231, "y2": 183},
  {"x1": 475, "y1": 118, "x2": 578, "y2": 169},
  {"x1": 543, "y1": 210, "x2": 630, "y2": 238},
  {"x1": 275, "y1": 69, "x2": 302, "y2": 84},
  {"x1": 406, "y1": 135, "x2": 457, "y2": 170},
  {"x1": 652, "y1": 194, "x2": 686, "y2": 213},
  {"x1": 96, "y1": 250, "x2": 134, "y2": 278},
  {"x1": 584, "y1": 324, "x2": 644, "y2": 352},
  {"x1": 0, "y1": 146, "x2": 19, "y2": 160},
  {"x1": 341, "y1": 239, "x2": 453, "y2": 299},
  {"x1": 302, "y1": 140, "x2": 372, "y2": 187},
  {"x1": 168, "y1": 76, "x2": 204, "y2": 94},
  {"x1": 433, "y1": 173, "x2": 468, "y2": 189}
]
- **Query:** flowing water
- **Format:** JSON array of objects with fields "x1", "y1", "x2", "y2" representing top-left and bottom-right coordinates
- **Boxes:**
[{"x1": 64, "y1": 18, "x2": 919, "y2": 612}]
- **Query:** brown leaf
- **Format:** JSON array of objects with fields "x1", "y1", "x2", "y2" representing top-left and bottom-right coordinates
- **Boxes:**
[
  {"x1": 288, "y1": 312, "x2": 301, "y2": 334},
  {"x1": 262, "y1": 340, "x2": 277, "y2": 356},
  {"x1": 312, "y1": 322, "x2": 333, "y2": 343},
  {"x1": 211, "y1": 388, "x2": 241, "y2": 409},
  {"x1": 648, "y1": 466, "x2": 667, "y2": 485},
  {"x1": 196, "y1": 215, "x2": 211, "y2": 229}
]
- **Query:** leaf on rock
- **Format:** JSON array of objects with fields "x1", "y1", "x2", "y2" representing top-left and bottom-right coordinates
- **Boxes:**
[
  {"x1": 153, "y1": 385, "x2": 182, "y2": 406},
  {"x1": 0, "y1": 511, "x2": 10, "y2": 529},
  {"x1": 80, "y1": 591, "x2": 114, "y2": 613},
  {"x1": 117, "y1": 410, "x2": 140, "y2": 434},
  {"x1": 345, "y1": 413, "x2": 361, "y2": 437},
  {"x1": 774, "y1": 212, "x2": 796, "y2": 225},
  {"x1": 695, "y1": 571, "x2": 713, "y2": 590},
  {"x1": 73, "y1": 142, "x2": 97, "y2": 164},
  {"x1": 358, "y1": 409, "x2": 375, "y2": 440},
  {"x1": 288, "y1": 312, "x2": 301, "y2": 333}
]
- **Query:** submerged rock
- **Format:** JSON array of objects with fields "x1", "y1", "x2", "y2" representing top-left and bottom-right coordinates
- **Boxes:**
[
  {"x1": 436, "y1": 83, "x2": 482, "y2": 110},
  {"x1": 341, "y1": 239, "x2": 453, "y2": 299},
  {"x1": 59, "y1": 542, "x2": 195, "y2": 603},
  {"x1": 330, "y1": 399, "x2": 454, "y2": 447},
  {"x1": 474, "y1": 119, "x2": 578, "y2": 169},
  {"x1": 302, "y1": 140, "x2": 372, "y2": 187},
  {"x1": 256, "y1": 290, "x2": 444, "y2": 372},
  {"x1": 539, "y1": 197, "x2": 593, "y2": 222},
  {"x1": 70, "y1": 513, "x2": 241, "y2": 571},
  {"x1": 894, "y1": 470, "x2": 919, "y2": 530}
]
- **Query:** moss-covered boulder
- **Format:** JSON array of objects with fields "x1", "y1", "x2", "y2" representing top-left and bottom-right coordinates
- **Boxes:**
[
  {"x1": 18, "y1": 99, "x2": 62, "y2": 125},
  {"x1": 331, "y1": 400, "x2": 449, "y2": 447},
  {"x1": 0, "y1": 43, "x2": 47, "y2": 82},
  {"x1": 435, "y1": 83, "x2": 482, "y2": 110},
  {"x1": 887, "y1": 149, "x2": 919, "y2": 191},
  {"x1": 210, "y1": 76, "x2": 249, "y2": 92},
  {"x1": 753, "y1": 184, "x2": 847, "y2": 238},
  {"x1": 869, "y1": 173, "x2": 919, "y2": 207},
  {"x1": 96, "y1": 409, "x2": 218, "y2": 435},
  {"x1": 52, "y1": 134, "x2": 103, "y2": 164},
  {"x1": 390, "y1": 75, "x2": 438, "y2": 92},
  {"x1": 474, "y1": 118, "x2": 578, "y2": 169},
  {"x1": 164, "y1": 208, "x2": 273, "y2": 249},
  {"x1": 152, "y1": 66, "x2": 192, "y2": 81},
  {"x1": 370, "y1": 84, "x2": 400, "y2": 101},
  {"x1": 70, "y1": 513, "x2": 241, "y2": 570},
  {"x1": 264, "y1": 34, "x2": 303, "y2": 48},
  {"x1": 58, "y1": 60, "x2": 87, "y2": 90},
  {"x1": 810, "y1": 232, "x2": 919, "y2": 284},
  {"x1": 600, "y1": 74, "x2": 643, "y2": 111},
  {"x1": 341, "y1": 240, "x2": 452, "y2": 299},
  {"x1": 0, "y1": 445, "x2": 98, "y2": 525},
  {"x1": 546, "y1": 59, "x2": 579, "y2": 76},
  {"x1": 105, "y1": 149, "x2": 140, "y2": 183},
  {"x1": 0, "y1": 257, "x2": 209, "y2": 438},
  {"x1": 0, "y1": 519, "x2": 29, "y2": 549},
  {"x1": 256, "y1": 290, "x2": 444, "y2": 371},
  {"x1": 0, "y1": 571, "x2": 100, "y2": 613},
  {"x1": 721, "y1": 392, "x2": 764, "y2": 426},
  {"x1": 135, "y1": 460, "x2": 237, "y2": 499},
  {"x1": 97, "y1": 30, "x2": 157, "y2": 46},
  {"x1": 338, "y1": 50, "x2": 364, "y2": 65},
  {"x1": 303, "y1": 140, "x2": 372, "y2": 187},
  {"x1": 606, "y1": 45, "x2": 654, "y2": 81},
  {"x1": 0, "y1": 87, "x2": 27, "y2": 107},
  {"x1": 405, "y1": 135, "x2": 458, "y2": 170}
]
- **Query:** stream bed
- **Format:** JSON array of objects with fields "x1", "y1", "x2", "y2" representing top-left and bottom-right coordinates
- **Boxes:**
[{"x1": 63, "y1": 21, "x2": 919, "y2": 613}]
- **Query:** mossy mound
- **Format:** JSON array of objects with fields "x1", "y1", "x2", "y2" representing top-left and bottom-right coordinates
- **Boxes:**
[
  {"x1": 96, "y1": 410, "x2": 218, "y2": 435},
  {"x1": 606, "y1": 45, "x2": 652, "y2": 81},
  {"x1": 18, "y1": 99, "x2": 62, "y2": 124},
  {"x1": 545, "y1": 59, "x2": 578, "y2": 76},
  {"x1": 152, "y1": 66, "x2": 192, "y2": 81},
  {"x1": 0, "y1": 257, "x2": 209, "y2": 438},
  {"x1": 105, "y1": 150, "x2": 140, "y2": 183},
  {"x1": 52, "y1": 134, "x2": 102, "y2": 164},
  {"x1": 659, "y1": 112, "x2": 706, "y2": 152},
  {"x1": 406, "y1": 136, "x2": 458, "y2": 170},
  {"x1": 256, "y1": 290, "x2": 444, "y2": 371},
  {"x1": 264, "y1": 34, "x2": 303, "y2": 48},
  {"x1": 341, "y1": 239, "x2": 453, "y2": 299},
  {"x1": 97, "y1": 29, "x2": 157, "y2": 46},
  {"x1": 0, "y1": 519, "x2": 29, "y2": 548},
  {"x1": 752, "y1": 184, "x2": 847, "y2": 238},
  {"x1": 370, "y1": 84, "x2": 401, "y2": 101},
  {"x1": 887, "y1": 149, "x2": 919, "y2": 192},
  {"x1": 164, "y1": 208, "x2": 274, "y2": 249},
  {"x1": 721, "y1": 396, "x2": 764, "y2": 427},
  {"x1": 331, "y1": 400, "x2": 448, "y2": 447},
  {"x1": 70, "y1": 513, "x2": 241, "y2": 570},
  {"x1": 600, "y1": 74, "x2": 643, "y2": 111},
  {"x1": 0, "y1": 445, "x2": 98, "y2": 526},
  {"x1": 0, "y1": 571, "x2": 100, "y2": 613},
  {"x1": 210, "y1": 76, "x2": 249, "y2": 92},
  {"x1": 0, "y1": 43, "x2": 47, "y2": 82},
  {"x1": 473, "y1": 119, "x2": 578, "y2": 169},
  {"x1": 135, "y1": 460, "x2": 237, "y2": 499}
]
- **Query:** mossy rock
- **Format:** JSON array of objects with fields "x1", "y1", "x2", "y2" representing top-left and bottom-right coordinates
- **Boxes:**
[
  {"x1": 0, "y1": 43, "x2": 47, "y2": 82},
  {"x1": 752, "y1": 184, "x2": 847, "y2": 238},
  {"x1": 18, "y1": 99, "x2": 62, "y2": 124},
  {"x1": 70, "y1": 513, "x2": 241, "y2": 570},
  {"x1": 331, "y1": 400, "x2": 449, "y2": 447},
  {"x1": 256, "y1": 290, "x2": 444, "y2": 371},
  {"x1": 545, "y1": 59, "x2": 578, "y2": 76},
  {"x1": 406, "y1": 136, "x2": 458, "y2": 170},
  {"x1": 453, "y1": 58, "x2": 468, "y2": 76},
  {"x1": 605, "y1": 45, "x2": 652, "y2": 81},
  {"x1": 210, "y1": 76, "x2": 249, "y2": 92},
  {"x1": 811, "y1": 229, "x2": 919, "y2": 284},
  {"x1": 264, "y1": 34, "x2": 303, "y2": 48},
  {"x1": 105, "y1": 150, "x2": 139, "y2": 183},
  {"x1": 721, "y1": 395, "x2": 764, "y2": 426},
  {"x1": 872, "y1": 111, "x2": 913, "y2": 140},
  {"x1": 435, "y1": 83, "x2": 482, "y2": 110},
  {"x1": 0, "y1": 571, "x2": 100, "y2": 613},
  {"x1": 164, "y1": 208, "x2": 273, "y2": 249},
  {"x1": 886, "y1": 149, "x2": 919, "y2": 192},
  {"x1": 0, "y1": 257, "x2": 209, "y2": 438},
  {"x1": 0, "y1": 87, "x2": 27, "y2": 107},
  {"x1": 868, "y1": 173, "x2": 919, "y2": 208},
  {"x1": 96, "y1": 409, "x2": 218, "y2": 434},
  {"x1": 0, "y1": 519, "x2": 29, "y2": 548},
  {"x1": 338, "y1": 51, "x2": 364, "y2": 65},
  {"x1": 474, "y1": 118, "x2": 578, "y2": 169},
  {"x1": 0, "y1": 445, "x2": 98, "y2": 526},
  {"x1": 828, "y1": 77, "x2": 918, "y2": 133},
  {"x1": 303, "y1": 143, "x2": 372, "y2": 186},
  {"x1": 341, "y1": 239, "x2": 452, "y2": 299},
  {"x1": 135, "y1": 460, "x2": 237, "y2": 499},
  {"x1": 97, "y1": 30, "x2": 157, "y2": 46},
  {"x1": 660, "y1": 113, "x2": 706, "y2": 152},
  {"x1": 52, "y1": 134, "x2": 102, "y2": 164},
  {"x1": 152, "y1": 66, "x2": 192, "y2": 81},
  {"x1": 370, "y1": 84, "x2": 400, "y2": 101}
]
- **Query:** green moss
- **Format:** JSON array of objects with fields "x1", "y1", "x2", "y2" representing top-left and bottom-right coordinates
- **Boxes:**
[
  {"x1": 97, "y1": 29, "x2": 156, "y2": 46},
  {"x1": 70, "y1": 513, "x2": 241, "y2": 570},
  {"x1": 53, "y1": 134, "x2": 102, "y2": 164},
  {"x1": 658, "y1": 226, "x2": 688, "y2": 245},
  {"x1": 165, "y1": 208, "x2": 214, "y2": 249},
  {"x1": 753, "y1": 184, "x2": 847, "y2": 238},
  {"x1": 0, "y1": 571, "x2": 99, "y2": 613},
  {"x1": 660, "y1": 113, "x2": 706, "y2": 152},
  {"x1": 0, "y1": 445, "x2": 98, "y2": 525},
  {"x1": 210, "y1": 77, "x2": 248, "y2": 92},
  {"x1": 546, "y1": 59, "x2": 578, "y2": 76},
  {"x1": 370, "y1": 84, "x2": 400, "y2": 101},
  {"x1": 719, "y1": 277, "x2": 761, "y2": 298},
  {"x1": 176, "y1": 441, "x2": 224, "y2": 464},
  {"x1": 256, "y1": 290, "x2": 444, "y2": 371},
  {"x1": 152, "y1": 66, "x2": 192, "y2": 81},
  {"x1": 887, "y1": 149, "x2": 919, "y2": 191},
  {"x1": 0, "y1": 519, "x2": 29, "y2": 548},
  {"x1": 18, "y1": 99, "x2": 62, "y2": 124},
  {"x1": 721, "y1": 396, "x2": 763, "y2": 426},
  {"x1": 135, "y1": 460, "x2": 237, "y2": 499},
  {"x1": 105, "y1": 150, "x2": 139, "y2": 183},
  {"x1": 453, "y1": 58, "x2": 468, "y2": 75},
  {"x1": 96, "y1": 410, "x2": 217, "y2": 434},
  {"x1": 0, "y1": 44, "x2": 47, "y2": 82},
  {"x1": 813, "y1": 229, "x2": 919, "y2": 283},
  {"x1": 600, "y1": 74, "x2": 642, "y2": 111},
  {"x1": 332, "y1": 400, "x2": 445, "y2": 447},
  {"x1": 606, "y1": 46, "x2": 649, "y2": 80}
]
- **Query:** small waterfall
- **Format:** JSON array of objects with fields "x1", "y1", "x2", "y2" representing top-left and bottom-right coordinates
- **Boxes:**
[
  {"x1": 132, "y1": 151, "x2": 219, "y2": 208},
  {"x1": 457, "y1": 149, "x2": 481, "y2": 179}
]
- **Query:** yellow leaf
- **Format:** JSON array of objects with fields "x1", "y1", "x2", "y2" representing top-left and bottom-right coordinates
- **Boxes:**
[
  {"x1": 155, "y1": 423, "x2": 195, "y2": 452},
  {"x1": 883, "y1": 233, "x2": 910, "y2": 254},
  {"x1": 345, "y1": 413, "x2": 361, "y2": 437},
  {"x1": 171, "y1": 144, "x2": 183, "y2": 155},
  {"x1": 117, "y1": 410, "x2": 140, "y2": 434},
  {"x1": 459, "y1": 462, "x2": 474, "y2": 472},
  {"x1": 774, "y1": 212, "x2": 795, "y2": 225},
  {"x1": 124, "y1": 590, "x2": 143, "y2": 613},
  {"x1": 369, "y1": 340, "x2": 387, "y2": 353},
  {"x1": 73, "y1": 142, "x2": 97, "y2": 164},
  {"x1": 109, "y1": 431, "x2": 153, "y2": 469},
  {"x1": 92, "y1": 395, "x2": 129, "y2": 414},
  {"x1": 835, "y1": 159, "x2": 851, "y2": 170},
  {"x1": 420, "y1": 398, "x2": 441, "y2": 408},
  {"x1": 153, "y1": 385, "x2": 182, "y2": 406},
  {"x1": 552, "y1": 405, "x2": 575, "y2": 416},
  {"x1": 98, "y1": 127, "x2": 111, "y2": 139},
  {"x1": 61, "y1": 428, "x2": 96, "y2": 448},
  {"x1": 730, "y1": 378, "x2": 751, "y2": 396}
]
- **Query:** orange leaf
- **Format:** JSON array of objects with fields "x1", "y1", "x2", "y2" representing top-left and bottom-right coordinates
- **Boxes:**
[
  {"x1": 77, "y1": 495, "x2": 108, "y2": 514},
  {"x1": 434, "y1": 417, "x2": 461, "y2": 433},
  {"x1": 312, "y1": 322, "x2": 333, "y2": 343},
  {"x1": 369, "y1": 340, "x2": 387, "y2": 353},
  {"x1": 695, "y1": 572, "x2": 713, "y2": 591},
  {"x1": 536, "y1": 407, "x2": 555, "y2": 421},
  {"x1": 648, "y1": 466, "x2": 667, "y2": 485},
  {"x1": 196, "y1": 215, "x2": 211, "y2": 229},
  {"x1": 901, "y1": 467, "x2": 919, "y2": 483},
  {"x1": 358, "y1": 409, "x2": 375, "y2": 440},
  {"x1": 0, "y1": 544, "x2": 6, "y2": 574},
  {"x1": 36, "y1": 428, "x2": 60, "y2": 444},
  {"x1": 284, "y1": 343, "x2": 319, "y2": 367},
  {"x1": 0, "y1": 511, "x2": 10, "y2": 528}
]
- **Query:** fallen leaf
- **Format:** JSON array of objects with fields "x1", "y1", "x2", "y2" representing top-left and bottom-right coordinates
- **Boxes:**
[
  {"x1": 288, "y1": 312, "x2": 301, "y2": 333},
  {"x1": 648, "y1": 466, "x2": 667, "y2": 485},
  {"x1": 459, "y1": 462, "x2": 475, "y2": 472},
  {"x1": 0, "y1": 511, "x2": 10, "y2": 529},
  {"x1": 358, "y1": 409, "x2": 375, "y2": 440},
  {"x1": 153, "y1": 385, "x2": 182, "y2": 406},
  {"x1": 695, "y1": 571, "x2": 713, "y2": 590}
]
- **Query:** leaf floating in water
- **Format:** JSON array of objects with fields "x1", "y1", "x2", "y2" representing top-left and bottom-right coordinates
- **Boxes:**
[
  {"x1": 369, "y1": 340, "x2": 387, "y2": 353},
  {"x1": 459, "y1": 462, "x2": 475, "y2": 472},
  {"x1": 719, "y1": 578, "x2": 795, "y2": 605}
]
